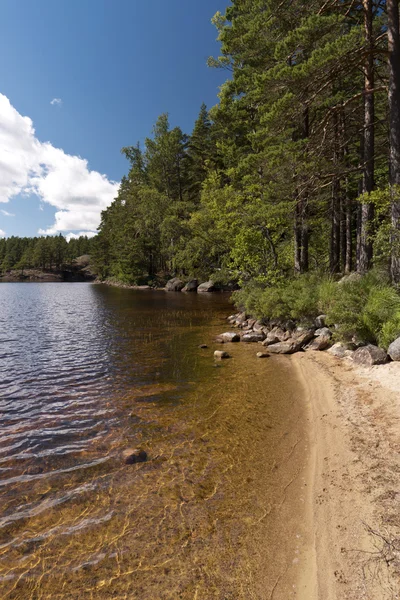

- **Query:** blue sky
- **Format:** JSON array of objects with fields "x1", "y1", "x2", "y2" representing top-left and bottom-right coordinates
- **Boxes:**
[{"x1": 0, "y1": 0, "x2": 230, "y2": 238}]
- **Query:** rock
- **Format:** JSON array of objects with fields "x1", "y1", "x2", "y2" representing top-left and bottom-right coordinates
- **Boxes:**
[
  {"x1": 197, "y1": 281, "x2": 217, "y2": 293},
  {"x1": 198, "y1": 344, "x2": 208, "y2": 349},
  {"x1": 234, "y1": 312, "x2": 247, "y2": 326},
  {"x1": 328, "y1": 343, "x2": 347, "y2": 358},
  {"x1": 388, "y1": 337, "x2": 400, "y2": 361},
  {"x1": 338, "y1": 272, "x2": 362, "y2": 285},
  {"x1": 283, "y1": 320, "x2": 296, "y2": 332},
  {"x1": 256, "y1": 351, "x2": 270, "y2": 358},
  {"x1": 241, "y1": 332, "x2": 265, "y2": 343},
  {"x1": 217, "y1": 332, "x2": 240, "y2": 343},
  {"x1": 214, "y1": 350, "x2": 231, "y2": 359},
  {"x1": 182, "y1": 279, "x2": 198, "y2": 292},
  {"x1": 123, "y1": 448, "x2": 148, "y2": 465},
  {"x1": 266, "y1": 341, "x2": 299, "y2": 354},
  {"x1": 165, "y1": 278, "x2": 185, "y2": 292},
  {"x1": 353, "y1": 344, "x2": 388, "y2": 366},
  {"x1": 292, "y1": 328, "x2": 315, "y2": 346},
  {"x1": 263, "y1": 327, "x2": 290, "y2": 345},
  {"x1": 227, "y1": 314, "x2": 238, "y2": 324},
  {"x1": 307, "y1": 335, "x2": 331, "y2": 351},
  {"x1": 253, "y1": 320, "x2": 265, "y2": 333},
  {"x1": 314, "y1": 327, "x2": 332, "y2": 338},
  {"x1": 315, "y1": 315, "x2": 327, "y2": 328},
  {"x1": 247, "y1": 319, "x2": 256, "y2": 329},
  {"x1": 344, "y1": 350, "x2": 355, "y2": 359}
]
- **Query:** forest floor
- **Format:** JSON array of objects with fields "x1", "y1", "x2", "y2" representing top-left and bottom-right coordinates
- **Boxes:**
[{"x1": 293, "y1": 351, "x2": 400, "y2": 600}]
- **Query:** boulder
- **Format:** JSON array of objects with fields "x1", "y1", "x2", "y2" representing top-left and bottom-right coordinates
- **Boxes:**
[
  {"x1": 266, "y1": 340, "x2": 299, "y2": 354},
  {"x1": 256, "y1": 351, "x2": 270, "y2": 358},
  {"x1": 197, "y1": 281, "x2": 217, "y2": 293},
  {"x1": 234, "y1": 312, "x2": 247, "y2": 326},
  {"x1": 315, "y1": 314, "x2": 327, "y2": 328},
  {"x1": 353, "y1": 344, "x2": 388, "y2": 366},
  {"x1": 307, "y1": 335, "x2": 331, "y2": 351},
  {"x1": 388, "y1": 337, "x2": 400, "y2": 361},
  {"x1": 182, "y1": 279, "x2": 198, "y2": 292},
  {"x1": 314, "y1": 327, "x2": 332, "y2": 338},
  {"x1": 292, "y1": 328, "x2": 315, "y2": 346},
  {"x1": 328, "y1": 343, "x2": 347, "y2": 358},
  {"x1": 241, "y1": 332, "x2": 265, "y2": 343},
  {"x1": 165, "y1": 278, "x2": 185, "y2": 292},
  {"x1": 216, "y1": 332, "x2": 240, "y2": 343},
  {"x1": 214, "y1": 350, "x2": 231, "y2": 359},
  {"x1": 253, "y1": 320, "x2": 265, "y2": 333},
  {"x1": 283, "y1": 320, "x2": 296, "y2": 332},
  {"x1": 123, "y1": 448, "x2": 148, "y2": 465},
  {"x1": 263, "y1": 327, "x2": 290, "y2": 345}
]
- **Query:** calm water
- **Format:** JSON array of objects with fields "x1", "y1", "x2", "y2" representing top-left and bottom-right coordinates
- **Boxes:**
[{"x1": 0, "y1": 283, "x2": 310, "y2": 599}]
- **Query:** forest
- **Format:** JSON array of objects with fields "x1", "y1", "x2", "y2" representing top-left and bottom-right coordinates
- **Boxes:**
[{"x1": 93, "y1": 1, "x2": 400, "y2": 288}]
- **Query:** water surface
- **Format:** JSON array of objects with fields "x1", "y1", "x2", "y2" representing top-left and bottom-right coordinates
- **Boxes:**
[{"x1": 0, "y1": 283, "x2": 309, "y2": 599}]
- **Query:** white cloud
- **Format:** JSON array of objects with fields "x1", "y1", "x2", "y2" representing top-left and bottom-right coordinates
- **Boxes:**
[
  {"x1": 0, "y1": 209, "x2": 14, "y2": 216},
  {"x1": 0, "y1": 229, "x2": 5, "y2": 237},
  {"x1": 50, "y1": 98, "x2": 62, "y2": 106},
  {"x1": 65, "y1": 231, "x2": 97, "y2": 242},
  {"x1": 0, "y1": 94, "x2": 119, "y2": 234}
]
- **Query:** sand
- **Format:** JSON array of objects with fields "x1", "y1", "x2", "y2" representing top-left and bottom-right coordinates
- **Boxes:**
[{"x1": 292, "y1": 351, "x2": 400, "y2": 600}]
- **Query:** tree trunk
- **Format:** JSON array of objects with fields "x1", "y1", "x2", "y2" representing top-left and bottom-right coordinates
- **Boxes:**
[
  {"x1": 358, "y1": 0, "x2": 375, "y2": 274},
  {"x1": 345, "y1": 183, "x2": 353, "y2": 273},
  {"x1": 388, "y1": 0, "x2": 400, "y2": 281}
]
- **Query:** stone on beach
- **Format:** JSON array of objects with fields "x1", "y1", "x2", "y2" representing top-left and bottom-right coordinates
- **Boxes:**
[
  {"x1": 388, "y1": 337, "x2": 400, "y2": 361},
  {"x1": 241, "y1": 332, "x2": 265, "y2": 343},
  {"x1": 328, "y1": 342, "x2": 347, "y2": 358},
  {"x1": 216, "y1": 332, "x2": 240, "y2": 343},
  {"x1": 307, "y1": 335, "x2": 332, "y2": 351},
  {"x1": 353, "y1": 344, "x2": 388, "y2": 366},
  {"x1": 256, "y1": 351, "x2": 270, "y2": 358}
]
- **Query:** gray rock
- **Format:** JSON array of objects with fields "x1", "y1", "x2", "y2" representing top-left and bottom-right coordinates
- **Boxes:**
[
  {"x1": 241, "y1": 332, "x2": 265, "y2": 343},
  {"x1": 353, "y1": 344, "x2": 388, "y2": 366},
  {"x1": 217, "y1": 332, "x2": 240, "y2": 343},
  {"x1": 263, "y1": 327, "x2": 290, "y2": 345},
  {"x1": 314, "y1": 327, "x2": 332, "y2": 338},
  {"x1": 292, "y1": 328, "x2": 315, "y2": 346},
  {"x1": 315, "y1": 314, "x2": 327, "y2": 328},
  {"x1": 214, "y1": 350, "x2": 231, "y2": 359},
  {"x1": 235, "y1": 312, "x2": 247, "y2": 326},
  {"x1": 388, "y1": 336, "x2": 400, "y2": 361},
  {"x1": 165, "y1": 278, "x2": 185, "y2": 292},
  {"x1": 256, "y1": 351, "x2": 270, "y2": 358},
  {"x1": 197, "y1": 281, "x2": 217, "y2": 293},
  {"x1": 253, "y1": 320, "x2": 265, "y2": 333},
  {"x1": 182, "y1": 279, "x2": 198, "y2": 292},
  {"x1": 284, "y1": 320, "x2": 297, "y2": 332},
  {"x1": 328, "y1": 342, "x2": 347, "y2": 358},
  {"x1": 123, "y1": 448, "x2": 148, "y2": 465},
  {"x1": 307, "y1": 335, "x2": 332, "y2": 351},
  {"x1": 266, "y1": 341, "x2": 299, "y2": 354}
]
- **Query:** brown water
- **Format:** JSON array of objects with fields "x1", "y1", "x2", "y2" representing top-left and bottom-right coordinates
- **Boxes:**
[{"x1": 0, "y1": 283, "x2": 310, "y2": 599}]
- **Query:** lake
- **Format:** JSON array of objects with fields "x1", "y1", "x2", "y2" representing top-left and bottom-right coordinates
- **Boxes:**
[{"x1": 0, "y1": 283, "x2": 310, "y2": 599}]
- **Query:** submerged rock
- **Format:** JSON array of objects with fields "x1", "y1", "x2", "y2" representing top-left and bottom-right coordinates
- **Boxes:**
[
  {"x1": 214, "y1": 350, "x2": 231, "y2": 359},
  {"x1": 256, "y1": 351, "x2": 270, "y2": 358},
  {"x1": 165, "y1": 278, "x2": 185, "y2": 292},
  {"x1": 353, "y1": 344, "x2": 388, "y2": 366},
  {"x1": 123, "y1": 448, "x2": 148, "y2": 465},
  {"x1": 388, "y1": 337, "x2": 400, "y2": 361},
  {"x1": 198, "y1": 344, "x2": 208, "y2": 349},
  {"x1": 217, "y1": 332, "x2": 240, "y2": 343}
]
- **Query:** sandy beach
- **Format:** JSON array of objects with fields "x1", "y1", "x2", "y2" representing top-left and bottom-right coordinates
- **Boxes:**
[{"x1": 293, "y1": 351, "x2": 400, "y2": 600}]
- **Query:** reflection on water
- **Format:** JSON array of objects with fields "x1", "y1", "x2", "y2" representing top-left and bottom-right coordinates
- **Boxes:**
[{"x1": 0, "y1": 283, "x2": 309, "y2": 599}]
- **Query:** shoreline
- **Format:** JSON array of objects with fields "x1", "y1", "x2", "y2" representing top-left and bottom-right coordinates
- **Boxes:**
[{"x1": 293, "y1": 351, "x2": 400, "y2": 599}]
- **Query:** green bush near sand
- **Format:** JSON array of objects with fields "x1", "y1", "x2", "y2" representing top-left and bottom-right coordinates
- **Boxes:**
[{"x1": 233, "y1": 270, "x2": 400, "y2": 350}]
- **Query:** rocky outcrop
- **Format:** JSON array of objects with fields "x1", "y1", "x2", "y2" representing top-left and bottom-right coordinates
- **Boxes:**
[
  {"x1": 165, "y1": 278, "x2": 185, "y2": 292},
  {"x1": 182, "y1": 279, "x2": 198, "y2": 292},
  {"x1": 197, "y1": 281, "x2": 217, "y2": 293},
  {"x1": 388, "y1": 337, "x2": 400, "y2": 361},
  {"x1": 353, "y1": 345, "x2": 388, "y2": 366}
]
